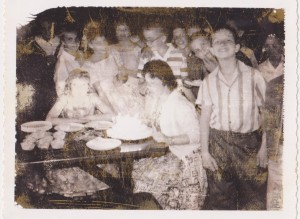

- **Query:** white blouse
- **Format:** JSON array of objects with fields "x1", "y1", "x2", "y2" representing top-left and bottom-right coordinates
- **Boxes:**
[{"x1": 159, "y1": 90, "x2": 200, "y2": 160}]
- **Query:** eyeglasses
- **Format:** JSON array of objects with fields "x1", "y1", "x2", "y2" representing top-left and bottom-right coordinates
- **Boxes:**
[
  {"x1": 212, "y1": 39, "x2": 235, "y2": 46},
  {"x1": 145, "y1": 35, "x2": 163, "y2": 44}
]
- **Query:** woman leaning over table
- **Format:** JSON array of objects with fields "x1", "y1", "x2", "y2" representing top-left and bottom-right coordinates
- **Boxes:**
[{"x1": 132, "y1": 60, "x2": 207, "y2": 210}]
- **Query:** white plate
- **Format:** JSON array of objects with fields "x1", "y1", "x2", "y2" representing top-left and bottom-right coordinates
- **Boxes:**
[
  {"x1": 106, "y1": 128, "x2": 152, "y2": 141},
  {"x1": 21, "y1": 121, "x2": 52, "y2": 133},
  {"x1": 54, "y1": 123, "x2": 84, "y2": 132},
  {"x1": 84, "y1": 121, "x2": 113, "y2": 130},
  {"x1": 86, "y1": 137, "x2": 121, "y2": 151}
]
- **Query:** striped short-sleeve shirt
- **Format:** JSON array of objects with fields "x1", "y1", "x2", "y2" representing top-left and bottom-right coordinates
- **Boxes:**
[
  {"x1": 138, "y1": 43, "x2": 188, "y2": 77},
  {"x1": 196, "y1": 61, "x2": 266, "y2": 133}
]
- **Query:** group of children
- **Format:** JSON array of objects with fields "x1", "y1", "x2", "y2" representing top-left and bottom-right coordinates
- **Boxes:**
[{"x1": 16, "y1": 15, "x2": 284, "y2": 210}]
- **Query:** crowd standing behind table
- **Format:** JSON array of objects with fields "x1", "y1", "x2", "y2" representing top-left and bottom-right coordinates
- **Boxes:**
[{"x1": 16, "y1": 7, "x2": 284, "y2": 210}]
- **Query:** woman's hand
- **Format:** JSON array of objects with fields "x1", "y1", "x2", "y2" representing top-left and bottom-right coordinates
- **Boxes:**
[
  {"x1": 183, "y1": 79, "x2": 193, "y2": 88},
  {"x1": 152, "y1": 131, "x2": 167, "y2": 143}
]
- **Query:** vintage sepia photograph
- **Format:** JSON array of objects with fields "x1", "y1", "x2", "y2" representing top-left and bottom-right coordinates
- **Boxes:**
[
  {"x1": 2, "y1": 0, "x2": 299, "y2": 218},
  {"x1": 14, "y1": 6, "x2": 285, "y2": 210}
]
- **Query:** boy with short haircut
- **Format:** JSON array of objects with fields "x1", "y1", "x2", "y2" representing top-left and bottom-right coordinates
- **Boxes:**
[
  {"x1": 138, "y1": 22, "x2": 188, "y2": 79},
  {"x1": 258, "y1": 34, "x2": 284, "y2": 83},
  {"x1": 196, "y1": 26, "x2": 268, "y2": 210},
  {"x1": 54, "y1": 24, "x2": 82, "y2": 97},
  {"x1": 186, "y1": 31, "x2": 218, "y2": 96},
  {"x1": 138, "y1": 22, "x2": 195, "y2": 102}
]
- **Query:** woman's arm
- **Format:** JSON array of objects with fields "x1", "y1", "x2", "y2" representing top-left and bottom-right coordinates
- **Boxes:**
[
  {"x1": 92, "y1": 94, "x2": 116, "y2": 120},
  {"x1": 166, "y1": 134, "x2": 190, "y2": 145},
  {"x1": 152, "y1": 131, "x2": 190, "y2": 145},
  {"x1": 93, "y1": 82, "x2": 116, "y2": 113}
]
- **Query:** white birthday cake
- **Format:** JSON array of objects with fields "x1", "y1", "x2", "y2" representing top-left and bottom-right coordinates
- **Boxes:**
[{"x1": 107, "y1": 115, "x2": 152, "y2": 141}]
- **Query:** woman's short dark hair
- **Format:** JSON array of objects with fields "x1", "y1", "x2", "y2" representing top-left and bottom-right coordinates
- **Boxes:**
[{"x1": 142, "y1": 60, "x2": 177, "y2": 91}]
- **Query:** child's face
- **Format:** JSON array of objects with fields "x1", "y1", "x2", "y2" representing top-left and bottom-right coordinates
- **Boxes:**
[
  {"x1": 70, "y1": 78, "x2": 89, "y2": 96},
  {"x1": 143, "y1": 28, "x2": 165, "y2": 51},
  {"x1": 116, "y1": 24, "x2": 131, "y2": 41},
  {"x1": 211, "y1": 29, "x2": 239, "y2": 60},
  {"x1": 173, "y1": 28, "x2": 188, "y2": 49},
  {"x1": 89, "y1": 36, "x2": 108, "y2": 54},
  {"x1": 62, "y1": 32, "x2": 79, "y2": 52},
  {"x1": 190, "y1": 37, "x2": 210, "y2": 59}
]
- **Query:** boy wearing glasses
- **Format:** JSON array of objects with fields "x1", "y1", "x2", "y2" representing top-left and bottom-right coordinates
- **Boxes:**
[
  {"x1": 196, "y1": 26, "x2": 268, "y2": 210},
  {"x1": 138, "y1": 22, "x2": 195, "y2": 102},
  {"x1": 138, "y1": 22, "x2": 187, "y2": 78}
]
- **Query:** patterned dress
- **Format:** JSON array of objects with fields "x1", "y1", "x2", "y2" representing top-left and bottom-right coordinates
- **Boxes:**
[{"x1": 132, "y1": 90, "x2": 207, "y2": 209}]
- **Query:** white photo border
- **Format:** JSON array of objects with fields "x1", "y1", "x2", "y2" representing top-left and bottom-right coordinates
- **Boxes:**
[{"x1": 2, "y1": 0, "x2": 299, "y2": 219}]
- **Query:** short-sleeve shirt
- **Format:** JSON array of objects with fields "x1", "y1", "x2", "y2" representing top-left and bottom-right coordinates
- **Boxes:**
[
  {"x1": 258, "y1": 57, "x2": 284, "y2": 83},
  {"x1": 196, "y1": 61, "x2": 266, "y2": 133},
  {"x1": 159, "y1": 90, "x2": 200, "y2": 159},
  {"x1": 138, "y1": 43, "x2": 188, "y2": 77}
]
